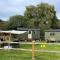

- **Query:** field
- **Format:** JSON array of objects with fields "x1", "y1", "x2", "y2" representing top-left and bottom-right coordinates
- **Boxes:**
[{"x1": 0, "y1": 43, "x2": 60, "y2": 60}]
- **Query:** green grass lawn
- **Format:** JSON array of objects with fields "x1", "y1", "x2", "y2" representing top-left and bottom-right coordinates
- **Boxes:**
[
  {"x1": 0, "y1": 43, "x2": 60, "y2": 60},
  {"x1": 20, "y1": 43, "x2": 60, "y2": 51}
]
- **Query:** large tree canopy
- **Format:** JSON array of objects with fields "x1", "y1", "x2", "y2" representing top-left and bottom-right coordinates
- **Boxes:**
[
  {"x1": 24, "y1": 3, "x2": 58, "y2": 29},
  {"x1": 8, "y1": 15, "x2": 28, "y2": 30}
]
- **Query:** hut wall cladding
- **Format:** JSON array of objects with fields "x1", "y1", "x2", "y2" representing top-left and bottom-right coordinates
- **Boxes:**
[
  {"x1": 17, "y1": 32, "x2": 28, "y2": 41},
  {"x1": 45, "y1": 32, "x2": 60, "y2": 41},
  {"x1": 17, "y1": 30, "x2": 40, "y2": 41},
  {"x1": 32, "y1": 30, "x2": 40, "y2": 40}
]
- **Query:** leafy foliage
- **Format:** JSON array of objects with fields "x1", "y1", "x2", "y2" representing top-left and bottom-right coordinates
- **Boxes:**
[
  {"x1": 0, "y1": 19, "x2": 7, "y2": 30},
  {"x1": 8, "y1": 15, "x2": 28, "y2": 30}
]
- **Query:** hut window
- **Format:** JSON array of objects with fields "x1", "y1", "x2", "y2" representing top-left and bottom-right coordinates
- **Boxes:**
[
  {"x1": 50, "y1": 32, "x2": 55, "y2": 36},
  {"x1": 29, "y1": 31, "x2": 31, "y2": 34}
]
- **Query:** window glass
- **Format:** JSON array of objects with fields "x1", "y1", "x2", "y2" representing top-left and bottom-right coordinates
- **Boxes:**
[{"x1": 50, "y1": 32, "x2": 55, "y2": 36}]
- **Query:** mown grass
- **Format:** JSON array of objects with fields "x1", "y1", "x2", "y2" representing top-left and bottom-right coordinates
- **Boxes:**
[
  {"x1": 0, "y1": 43, "x2": 60, "y2": 60},
  {"x1": 35, "y1": 44, "x2": 60, "y2": 51},
  {"x1": 0, "y1": 50, "x2": 32, "y2": 60},
  {"x1": 0, "y1": 50, "x2": 60, "y2": 60},
  {"x1": 20, "y1": 43, "x2": 60, "y2": 51}
]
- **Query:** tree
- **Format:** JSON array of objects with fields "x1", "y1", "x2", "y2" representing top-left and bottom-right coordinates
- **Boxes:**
[
  {"x1": 24, "y1": 3, "x2": 57, "y2": 28},
  {"x1": 0, "y1": 19, "x2": 7, "y2": 30},
  {"x1": 55, "y1": 20, "x2": 60, "y2": 29},
  {"x1": 24, "y1": 5, "x2": 36, "y2": 19},
  {"x1": 8, "y1": 15, "x2": 28, "y2": 30}
]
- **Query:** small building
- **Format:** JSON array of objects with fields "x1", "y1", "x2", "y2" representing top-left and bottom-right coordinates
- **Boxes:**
[
  {"x1": 17, "y1": 28, "x2": 40, "y2": 41},
  {"x1": 0, "y1": 30, "x2": 27, "y2": 42},
  {"x1": 0, "y1": 30, "x2": 27, "y2": 47},
  {"x1": 45, "y1": 29, "x2": 60, "y2": 42},
  {"x1": 0, "y1": 29, "x2": 40, "y2": 42}
]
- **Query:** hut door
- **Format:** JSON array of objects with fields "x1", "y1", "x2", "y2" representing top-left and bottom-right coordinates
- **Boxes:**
[{"x1": 28, "y1": 31, "x2": 32, "y2": 41}]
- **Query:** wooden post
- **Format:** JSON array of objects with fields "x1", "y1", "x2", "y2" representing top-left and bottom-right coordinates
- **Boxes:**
[
  {"x1": 9, "y1": 33, "x2": 11, "y2": 41},
  {"x1": 3, "y1": 35, "x2": 4, "y2": 41},
  {"x1": 8, "y1": 33, "x2": 11, "y2": 48},
  {"x1": 0, "y1": 40, "x2": 1, "y2": 48},
  {"x1": 32, "y1": 40, "x2": 35, "y2": 60}
]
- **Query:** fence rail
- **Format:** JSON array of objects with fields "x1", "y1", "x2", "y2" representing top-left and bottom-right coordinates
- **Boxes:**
[
  {"x1": 0, "y1": 41, "x2": 60, "y2": 45},
  {"x1": 0, "y1": 48, "x2": 60, "y2": 53}
]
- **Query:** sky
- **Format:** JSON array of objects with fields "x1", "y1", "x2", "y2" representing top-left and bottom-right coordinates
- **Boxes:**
[{"x1": 0, "y1": 0, "x2": 60, "y2": 21}]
